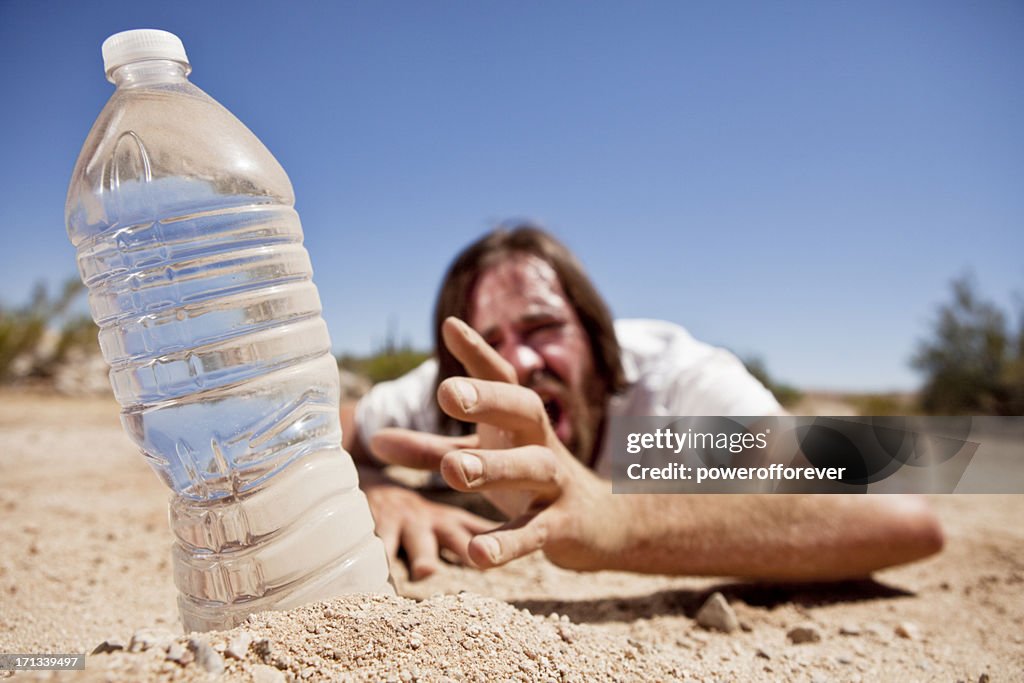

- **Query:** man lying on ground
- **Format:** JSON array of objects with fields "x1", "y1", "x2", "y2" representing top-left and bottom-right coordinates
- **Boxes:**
[{"x1": 341, "y1": 225, "x2": 944, "y2": 580}]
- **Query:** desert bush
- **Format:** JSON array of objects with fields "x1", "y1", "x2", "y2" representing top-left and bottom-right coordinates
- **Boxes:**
[
  {"x1": 846, "y1": 392, "x2": 918, "y2": 416},
  {"x1": 742, "y1": 356, "x2": 803, "y2": 408},
  {"x1": 912, "y1": 276, "x2": 1023, "y2": 415},
  {"x1": 0, "y1": 278, "x2": 98, "y2": 382},
  {"x1": 338, "y1": 347, "x2": 432, "y2": 385}
]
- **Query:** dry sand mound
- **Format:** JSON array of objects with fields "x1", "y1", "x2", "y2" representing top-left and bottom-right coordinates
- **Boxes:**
[{"x1": 63, "y1": 592, "x2": 691, "y2": 682}]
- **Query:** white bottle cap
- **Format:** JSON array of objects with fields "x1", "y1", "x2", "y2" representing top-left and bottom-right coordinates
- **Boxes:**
[{"x1": 102, "y1": 29, "x2": 191, "y2": 79}]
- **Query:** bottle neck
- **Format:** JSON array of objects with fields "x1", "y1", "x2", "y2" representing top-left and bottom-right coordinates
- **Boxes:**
[{"x1": 108, "y1": 59, "x2": 190, "y2": 88}]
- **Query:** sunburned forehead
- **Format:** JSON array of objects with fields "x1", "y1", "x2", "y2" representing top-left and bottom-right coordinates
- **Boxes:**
[{"x1": 469, "y1": 254, "x2": 573, "y2": 332}]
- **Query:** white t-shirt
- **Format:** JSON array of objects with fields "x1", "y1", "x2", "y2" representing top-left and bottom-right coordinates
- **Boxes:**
[{"x1": 355, "y1": 319, "x2": 781, "y2": 477}]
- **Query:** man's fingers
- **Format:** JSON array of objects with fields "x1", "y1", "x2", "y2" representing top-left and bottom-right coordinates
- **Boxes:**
[
  {"x1": 457, "y1": 509, "x2": 502, "y2": 535},
  {"x1": 401, "y1": 519, "x2": 440, "y2": 580},
  {"x1": 374, "y1": 519, "x2": 400, "y2": 566},
  {"x1": 371, "y1": 428, "x2": 479, "y2": 469},
  {"x1": 467, "y1": 513, "x2": 552, "y2": 569},
  {"x1": 435, "y1": 523, "x2": 477, "y2": 567},
  {"x1": 440, "y1": 446, "x2": 562, "y2": 498},
  {"x1": 442, "y1": 317, "x2": 517, "y2": 383},
  {"x1": 437, "y1": 378, "x2": 550, "y2": 444}
]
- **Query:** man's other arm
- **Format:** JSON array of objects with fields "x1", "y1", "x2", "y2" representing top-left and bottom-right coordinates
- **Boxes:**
[
  {"x1": 341, "y1": 400, "x2": 373, "y2": 466},
  {"x1": 342, "y1": 397, "x2": 497, "y2": 579}
]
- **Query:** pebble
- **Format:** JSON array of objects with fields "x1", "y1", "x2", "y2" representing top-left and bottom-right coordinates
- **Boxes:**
[
  {"x1": 254, "y1": 637, "x2": 274, "y2": 658},
  {"x1": 167, "y1": 643, "x2": 193, "y2": 663},
  {"x1": 190, "y1": 638, "x2": 225, "y2": 675},
  {"x1": 839, "y1": 623, "x2": 861, "y2": 636},
  {"x1": 251, "y1": 663, "x2": 287, "y2": 683},
  {"x1": 895, "y1": 622, "x2": 920, "y2": 640},
  {"x1": 787, "y1": 625, "x2": 822, "y2": 644},
  {"x1": 695, "y1": 592, "x2": 739, "y2": 633},
  {"x1": 166, "y1": 642, "x2": 188, "y2": 664},
  {"x1": 91, "y1": 639, "x2": 126, "y2": 655},
  {"x1": 755, "y1": 647, "x2": 772, "y2": 660},
  {"x1": 129, "y1": 628, "x2": 174, "y2": 653},
  {"x1": 226, "y1": 631, "x2": 254, "y2": 660}
]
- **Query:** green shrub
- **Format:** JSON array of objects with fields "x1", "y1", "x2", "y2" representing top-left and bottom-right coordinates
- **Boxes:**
[
  {"x1": 0, "y1": 278, "x2": 98, "y2": 382},
  {"x1": 742, "y1": 356, "x2": 803, "y2": 408},
  {"x1": 912, "y1": 276, "x2": 1023, "y2": 415}
]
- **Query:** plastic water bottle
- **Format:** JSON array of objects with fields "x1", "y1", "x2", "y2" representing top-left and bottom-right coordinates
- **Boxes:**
[{"x1": 65, "y1": 29, "x2": 393, "y2": 632}]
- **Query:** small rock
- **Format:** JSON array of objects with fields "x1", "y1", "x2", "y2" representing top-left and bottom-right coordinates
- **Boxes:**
[
  {"x1": 189, "y1": 638, "x2": 224, "y2": 675},
  {"x1": 837, "y1": 654, "x2": 854, "y2": 665},
  {"x1": 695, "y1": 592, "x2": 739, "y2": 633},
  {"x1": 254, "y1": 638, "x2": 274, "y2": 658},
  {"x1": 226, "y1": 631, "x2": 254, "y2": 660},
  {"x1": 755, "y1": 647, "x2": 772, "y2": 660},
  {"x1": 787, "y1": 625, "x2": 822, "y2": 644},
  {"x1": 91, "y1": 639, "x2": 125, "y2": 655},
  {"x1": 167, "y1": 642, "x2": 193, "y2": 665},
  {"x1": 978, "y1": 674, "x2": 990, "y2": 683},
  {"x1": 895, "y1": 622, "x2": 920, "y2": 640},
  {"x1": 166, "y1": 642, "x2": 188, "y2": 664},
  {"x1": 839, "y1": 623, "x2": 861, "y2": 636},
  {"x1": 251, "y1": 664, "x2": 287, "y2": 683},
  {"x1": 130, "y1": 628, "x2": 174, "y2": 652}
]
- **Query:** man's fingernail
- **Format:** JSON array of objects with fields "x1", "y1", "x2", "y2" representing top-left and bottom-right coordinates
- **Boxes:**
[
  {"x1": 460, "y1": 453, "x2": 483, "y2": 484},
  {"x1": 476, "y1": 536, "x2": 500, "y2": 563},
  {"x1": 452, "y1": 380, "x2": 477, "y2": 409}
]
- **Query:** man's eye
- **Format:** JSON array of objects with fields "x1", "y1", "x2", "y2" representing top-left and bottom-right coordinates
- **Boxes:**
[{"x1": 529, "y1": 321, "x2": 563, "y2": 335}]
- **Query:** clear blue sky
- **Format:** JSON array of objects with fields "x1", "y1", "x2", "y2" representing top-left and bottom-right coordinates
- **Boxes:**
[{"x1": 1, "y1": 0, "x2": 1021, "y2": 391}]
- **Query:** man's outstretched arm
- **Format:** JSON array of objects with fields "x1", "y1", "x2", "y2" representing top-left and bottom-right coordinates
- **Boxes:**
[{"x1": 371, "y1": 317, "x2": 944, "y2": 580}]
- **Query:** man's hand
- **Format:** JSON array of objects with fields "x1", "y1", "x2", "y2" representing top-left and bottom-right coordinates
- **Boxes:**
[
  {"x1": 358, "y1": 465, "x2": 497, "y2": 580},
  {"x1": 369, "y1": 317, "x2": 945, "y2": 579},
  {"x1": 371, "y1": 317, "x2": 629, "y2": 571}
]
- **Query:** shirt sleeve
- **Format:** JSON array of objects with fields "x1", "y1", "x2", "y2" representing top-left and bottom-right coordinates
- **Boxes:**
[{"x1": 353, "y1": 359, "x2": 441, "y2": 455}]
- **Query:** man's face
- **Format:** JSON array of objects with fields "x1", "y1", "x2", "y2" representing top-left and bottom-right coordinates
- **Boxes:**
[{"x1": 467, "y1": 254, "x2": 604, "y2": 463}]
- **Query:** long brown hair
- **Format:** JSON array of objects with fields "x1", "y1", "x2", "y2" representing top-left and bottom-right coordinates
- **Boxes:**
[{"x1": 433, "y1": 223, "x2": 628, "y2": 434}]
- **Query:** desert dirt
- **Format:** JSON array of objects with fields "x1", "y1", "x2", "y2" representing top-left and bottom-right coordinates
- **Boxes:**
[{"x1": 1, "y1": 388, "x2": 1022, "y2": 682}]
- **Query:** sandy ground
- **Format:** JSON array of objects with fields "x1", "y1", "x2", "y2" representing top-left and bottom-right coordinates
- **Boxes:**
[{"x1": 1, "y1": 388, "x2": 1022, "y2": 681}]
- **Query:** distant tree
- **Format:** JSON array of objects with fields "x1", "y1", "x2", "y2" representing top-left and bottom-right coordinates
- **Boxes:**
[
  {"x1": 912, "y1": 276, "x2": 1024, "y2": 415},
  {"x1": 0, "y1": 277, "x2": 98, "y2": 382},
  {"x1": 742, "y1": 356, "x2": 803, "y2": 408},
  {"x1": 337, "y1": 318, "x2": 431, "y2": 385}
]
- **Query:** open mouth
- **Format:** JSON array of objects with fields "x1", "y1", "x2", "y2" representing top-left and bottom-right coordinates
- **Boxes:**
[{"x1": 542, "y1": 398, "x2": 562, "y2": 428}]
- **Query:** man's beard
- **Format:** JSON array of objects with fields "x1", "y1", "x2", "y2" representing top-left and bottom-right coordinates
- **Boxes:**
[{"x1": 527, "y1": 370, "x2": 607, "y2": 467}]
